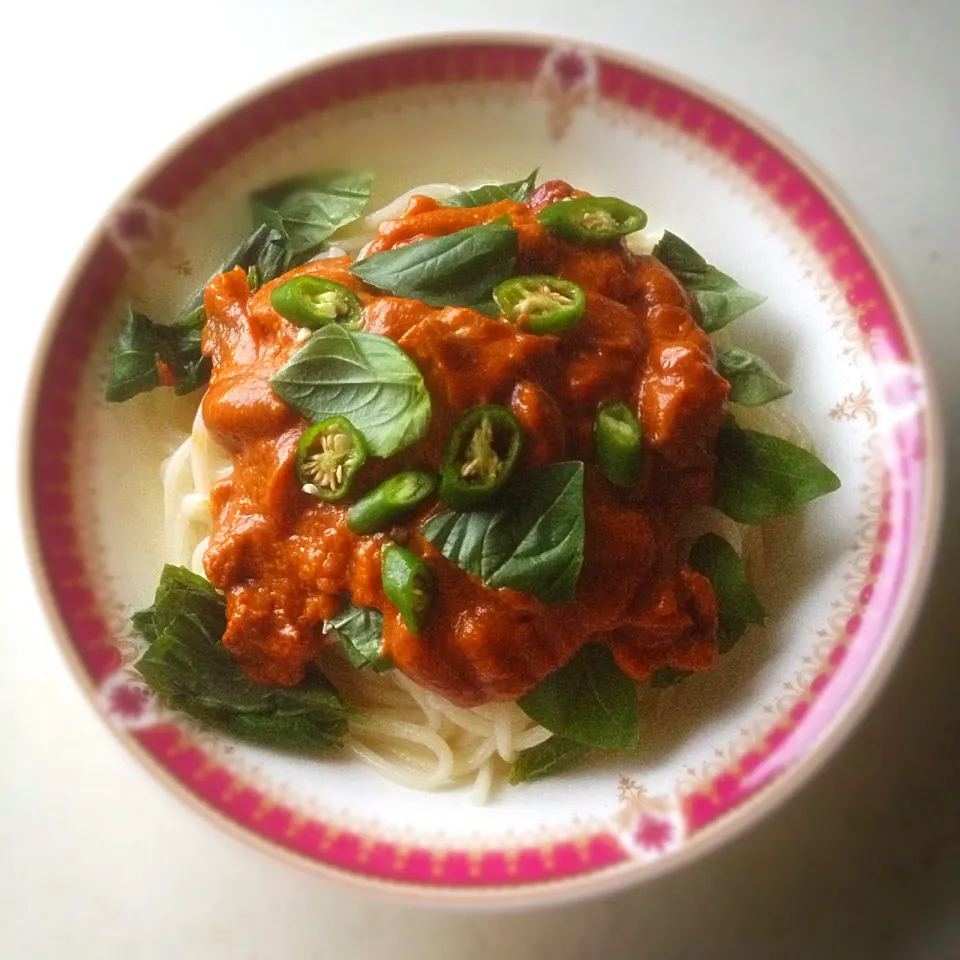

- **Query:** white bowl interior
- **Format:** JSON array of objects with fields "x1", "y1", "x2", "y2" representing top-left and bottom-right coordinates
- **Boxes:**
[{"x1": 77, "y1": 83, "x2": 878, "y2": 848}]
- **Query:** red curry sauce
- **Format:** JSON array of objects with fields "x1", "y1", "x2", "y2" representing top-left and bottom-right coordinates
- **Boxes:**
[{"x1": 200, "y1": 181, "x2": 729, "y2": 707}]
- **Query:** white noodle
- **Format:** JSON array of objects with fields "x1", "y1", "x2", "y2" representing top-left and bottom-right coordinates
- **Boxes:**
[
  {"x1": 471, "y1": 760, "x2": 495, "y2": 805},
  {"x1": 161, "y1": 405, "x2": 547, "y2": 801}
]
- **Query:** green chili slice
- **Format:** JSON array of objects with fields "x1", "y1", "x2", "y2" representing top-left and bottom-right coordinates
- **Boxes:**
[
  {"x1": 596, "y1": 402, "x2": 643, "y2": 488},
  {"x1": 538, "y1": 197, "x2": 648, "y2": 245},
  {"x1": 381, "y1": 541, "x2": 435, "y2": 635},
  {"x1": 439, "y1": 405, "x2": 524, "y2": 509},
  {"x1": 492, "y1": 275, "x2": 586, "y2": 334},
  {"x1": 347, "y1": 470, "x2": 438, "y2": 535},
  {"x1": 296, "y1": 416, "x2": 368, "y2": 501},
  {"x1": 270, "y1": 276, "x2": 364, "y2": 330}
]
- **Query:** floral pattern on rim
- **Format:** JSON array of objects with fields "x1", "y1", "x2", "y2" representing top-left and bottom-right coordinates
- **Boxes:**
[
  {"x1": 831, "y1": 384, "x2": 878, "y2": 427},
  {"x1": 534, "y1": 46, "x2": 598, "y2": 140},
  {"x1": 613, "y1": 777, "x2": 685, "y2": 859},
  {"x1": 107, "y1": 198, "x2": 189, "y2": 299}
]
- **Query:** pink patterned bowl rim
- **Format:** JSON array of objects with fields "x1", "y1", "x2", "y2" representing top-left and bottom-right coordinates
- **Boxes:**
[{"x1": 21, "y1": 34, "x2": 944, "y2": 906}]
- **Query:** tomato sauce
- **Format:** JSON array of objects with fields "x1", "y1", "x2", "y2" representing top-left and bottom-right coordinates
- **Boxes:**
[{"x1": 200, "y1": 183, "x2": 729, "y2": 706}]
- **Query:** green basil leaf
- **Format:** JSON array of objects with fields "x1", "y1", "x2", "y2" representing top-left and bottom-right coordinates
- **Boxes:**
[
  {"x1": 251, "y1": 171, "x2": 374, "y2": 266},
  {"x1": 349, "y1": 218, "x2": 518, "y2": 313},
  {"x1": 167, "y1": 308, "x2": 212, "y2": 396},
  {"x1": 104, "y1": 308, "x2": 163, "y2": 402},
  {"x1": 269, "y1": 325, "x2": 431, "y2": 458},
  {"x1": 327, "y1": 601, "x2": 392, "y2": 672},
  {"x1": 204, "y1": 708, "x2": 346, "y2": 751},
  {"x1": 715, "y1": 346, "x2": 791, "y2": 406},
  {"x1": 130, "y1": 607, "x2": 158, "y2": 643},
  {"x1": 519, "y1": 644, "x2": 640, "y2": 750},
  {"x1": 509, "y1": 736, "x2": 590, "y2": 784},
  {"x1": 649, "y1": 667, "x2": 693, "y2": 689},
  {"x1": 133, "y1": 565, "x2": 349, "y2": 751},
  {"x1": 716, "y1": 423, "x2": 841, "y2": 524},
  {"x1": 443, "y1": 170, "x2": 539, "y2": 208},
  {"x1": 150, "y1": 564, "x2": 226, "y2": 642},
  {"x1": 653, "y1": 231, "x2": 766, "y2": 332},
  {"x1": 104, "y1": 308, "x2": 211, "y2": 402},
  {"x1": 178, "y1": 223, "x2": 288, "y2": 320},
  {"x1": 421, "y1": 462, "x2": 585, "y2": 604},
  {"x1": 688, "y1": 533, "x2": 765, "y2": 653}
]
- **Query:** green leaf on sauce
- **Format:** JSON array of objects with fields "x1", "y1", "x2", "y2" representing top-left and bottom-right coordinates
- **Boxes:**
[
  {"x1": 421, "y1": 462, "x2": 585, "y2": 604},
  {"x1": 251, "y1": 170, "x2": 374, "y2": 266},
  {"x1": 132, "y1": 566, "x2": 350, "y2": 751},
  {"x1": 653, "y1": 231, "x2": 766, "y2": 332},
  {"x1": 715, "y1": 346, "x2": 792, "y2": 406},
  {"x1": 326, "y1": 601, "x2": 392, "y2": 672},
  {"x1": 442, "y1": 170, "x2": 539, "y2": 208},
  {"x1": 349, "y1": 218, "x2": 519, "y2": 314},
  {"x1": 104, "y1": 307, "x2": 212, "y2": 403},
  {"x1": 509, "y1": 736, "x2": 590, "y2": 785},
  {"x1": 715, "y1": 423, "x2": 841, "y2": 524},
  {"x1": 269, "y1": 325, "x2": 431, "y2": 458},
  {"x1": 519, "y1": 644, "x2": 640, "y2": 750},
  {"x1": 688, "y1": 533, "x2": 765, "y2": 653}
]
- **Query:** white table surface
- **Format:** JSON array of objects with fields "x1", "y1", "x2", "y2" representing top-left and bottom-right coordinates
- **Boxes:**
[{"x1": 2, "y1": 1, "x2": 958, "y2": 957}]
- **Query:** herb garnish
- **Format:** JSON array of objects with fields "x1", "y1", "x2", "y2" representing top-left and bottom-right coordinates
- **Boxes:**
[
  {"x1": 251, "y1": 171, "x2": 374, "y2": 267},
  {"x1": 105, "y1": 173, "x2": 373, "y2": 402},
  {"x1": 509, "y1": 736, "x2": 590, "y2": 785},
  {"x1": 350, "y1": 218, "x2": 518, "y2": 314},
  {"x1": 421, "y1": 461, "x2": 585, "y2": 604},
  {"x1": 715, "y1": 422, "x2": 841, "y2": 524},
  {"x1": 519, "y1": 643, "x2": 640, "y2": 750},
  {"x1": 326, "y1": 601, "x2": 391, "y2": 672},
  {"x1": 653, "y1": 230, "x2": 766, "y2": 332},
  {"x1": 132, "y1": 565, "x2": 350, "y2": 751},
  {"x1": 689, "y1": 533, "x2": 765, "y2": 653},
  {"x1": 104, "y1": 308, "x2": 210, "y2": 403},
  {"x1": 715, "y1": 346, "x2": 792, "y2": 406},
  {"x1": 442, "y1": 170, "x2": 539, "y2": 208},
  {"x1": 270, "y1": 325, "x2": 431, "y2": 458}
]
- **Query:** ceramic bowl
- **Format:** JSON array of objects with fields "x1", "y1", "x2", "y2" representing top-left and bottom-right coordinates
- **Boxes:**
[{"x1": 22, "y1": 35, "x2": 943, "y2": 905}]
